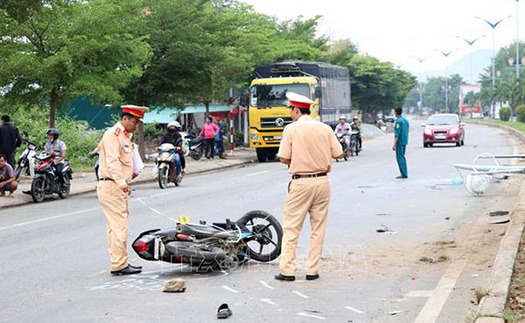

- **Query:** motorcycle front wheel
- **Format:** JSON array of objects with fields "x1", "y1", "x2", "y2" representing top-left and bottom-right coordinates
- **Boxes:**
[
  {"x1": 236, "y1": 210, "x2": 283, "y2": 262},
  {"x1": 14, "y1": 164, "x2": 23, "y2": 180},
  {"x1": 31, "y1": 177, "x2": 46, "y2": 203},
  {"x1": 158, "y1": 166, "x2": 169, "y2": 189}
]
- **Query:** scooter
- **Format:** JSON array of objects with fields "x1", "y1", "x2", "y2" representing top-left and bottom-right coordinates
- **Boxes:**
[
  {"x1": 156, "y1": 143, "x2": 182, "y2": 189},
  {"x1": 15, "y1": 132, "x2": 40, "y2": 180}
]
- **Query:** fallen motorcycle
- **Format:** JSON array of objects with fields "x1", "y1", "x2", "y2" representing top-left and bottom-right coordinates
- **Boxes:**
[{"x1": 132, "y1": 210, "x2": 282, "y2": 272}]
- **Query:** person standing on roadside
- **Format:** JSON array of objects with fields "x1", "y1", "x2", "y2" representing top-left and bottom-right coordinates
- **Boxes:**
[
  {"x1": 274, "y1": 92, "x2": 343, "y2": 282},
  {"x1": 0, "y1": 115, "x2": 22, "y2": 169},
  {"x1": 97, "y1": 105, "x2": 149, "y2": 276},
  {"x1": 214, "y1": 117, "x2": 227, "y2": 159},
  {"x1": 392, "y1": 107, "x2": 409, "y2": 179},
  {"x1": 199, "y1": 116, "x2": 219, "y2": 159}
]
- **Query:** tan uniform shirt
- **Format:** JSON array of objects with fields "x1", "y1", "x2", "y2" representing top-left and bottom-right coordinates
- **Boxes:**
[
  {"x1": 98, "y1": 122, "x2": 133, "y2": 188},
  {"x1": 278, "y1": 115, "x2": 343, "y2": 174}
]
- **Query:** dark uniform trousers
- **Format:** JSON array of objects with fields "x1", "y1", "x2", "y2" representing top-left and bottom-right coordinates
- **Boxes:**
[
  {"x1": 280, "y1": 176, "x2": 330, "y2": 276},
  {"x1": 97, "y1": 180, "x2": 130, "y2": 271}
]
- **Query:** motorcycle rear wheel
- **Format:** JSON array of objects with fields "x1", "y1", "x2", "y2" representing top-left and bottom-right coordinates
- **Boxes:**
[
  {"x1": 190, "y1": 146, "x2": 203, "y2": 161},
  {"x1": 14, "y1": 164, "x2": 24, "y2": 180},
  {"x1": 236, "y1": 210, "x2": 283, "y2": 262},
  {"x1": 158, "y1": 167, "x2": 169, "y2": 189},
  {"x1": 31, "y1": 177, "x2": 45, "y2": 203},
  {"x1": 58, "y1": 178, "x2": 70, "y2": 199}
]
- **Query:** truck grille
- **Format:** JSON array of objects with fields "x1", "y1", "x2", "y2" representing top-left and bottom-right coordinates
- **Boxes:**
[{"x1": 260, "y1": 117, "x2": 293, "y2": 128}]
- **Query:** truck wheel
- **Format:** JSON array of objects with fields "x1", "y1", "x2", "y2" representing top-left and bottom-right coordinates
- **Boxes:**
[{"x1": 256, "y1": 149, "x2": 267, "y2": 162}]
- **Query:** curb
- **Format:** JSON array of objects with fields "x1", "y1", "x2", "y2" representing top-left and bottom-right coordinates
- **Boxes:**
[{"x1": 474, "y1": 123, "x2": 525, "y2": 322}]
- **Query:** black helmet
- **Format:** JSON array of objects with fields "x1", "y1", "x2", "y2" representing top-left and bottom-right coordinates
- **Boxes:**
[{"x1": 46, "y1": 128, "x2": 59, "y2": 140}]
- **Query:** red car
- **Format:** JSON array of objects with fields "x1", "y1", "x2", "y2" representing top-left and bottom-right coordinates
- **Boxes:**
[{"x1": 422, "y1": 113, "x2": 465, "y2": 147}]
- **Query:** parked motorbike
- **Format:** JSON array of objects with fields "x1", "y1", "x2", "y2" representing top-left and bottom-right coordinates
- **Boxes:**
[
  {"x1": 349, "y1": 131, "x2": 360, "y2": 157},
  {"x1": 132, "y1": 210, "x2": 283, "y2": 272},
  {"x1": 335, "y1": 133, "x2": 349, "y2": 162},
  {"x1": 30, "y1": 152, "x2": 73, "y2": 203},
  {"x1": 14, "y1": 132, "x2": 40, "y2": 180},
  {"x1": 186, "y1": 135, "x2": 205, "y2": 161},
  {"x1": 156, "y1": 143, "x2": 182, "y2": 189}
]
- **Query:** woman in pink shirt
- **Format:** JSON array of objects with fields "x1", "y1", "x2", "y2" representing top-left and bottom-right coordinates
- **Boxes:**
[{"x1": 199, "y1": 117, "x2": 219, "y2": 159}]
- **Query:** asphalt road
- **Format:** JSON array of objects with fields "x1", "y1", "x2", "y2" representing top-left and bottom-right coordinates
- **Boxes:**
[{"x1": 0, "y1": 119, "x2": 522, "y2": 323}]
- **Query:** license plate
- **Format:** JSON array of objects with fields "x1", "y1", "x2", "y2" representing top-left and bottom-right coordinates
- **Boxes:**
[{"x1": 435, "y1": 135, "x2": 446, "y2": 140}]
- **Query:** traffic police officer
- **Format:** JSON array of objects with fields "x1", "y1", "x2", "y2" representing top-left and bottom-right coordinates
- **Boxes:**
[
  {"x1": 97, "y1": 105, "x2": 149, "y2": 276},
  {"x1": 275, "y1": 92, "x2": 343, "y2": 282}
]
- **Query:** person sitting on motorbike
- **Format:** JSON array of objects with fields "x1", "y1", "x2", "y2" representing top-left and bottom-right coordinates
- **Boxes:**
[
  {"x1": 351, "y1": 116, "x2": 362, "y2": 150},
  {"x1": 159, "y1": 121, "x2": 186, "y2": 181},
  {"x1": 44, "y1": 128, "x2": 67, "y2": 184},
  {"x1": 334, "y1": 115, "x2": 351, "y2": 148}
]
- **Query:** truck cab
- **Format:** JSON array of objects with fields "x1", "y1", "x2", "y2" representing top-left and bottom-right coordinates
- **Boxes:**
[
  {"x1": 248, "y1": 77, "x2": 319, "y2": 162},
  {"x1": 248, "y1": 61, "x2": 350, "y2": 162}
]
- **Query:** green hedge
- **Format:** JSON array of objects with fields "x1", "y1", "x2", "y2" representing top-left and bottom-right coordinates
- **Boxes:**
[
  {"x1": 500, "y1": 107, "x2": 511, "y2": 121},
  {"x1": 516, "y1": 105, "x2": 525, "y2": 122}
]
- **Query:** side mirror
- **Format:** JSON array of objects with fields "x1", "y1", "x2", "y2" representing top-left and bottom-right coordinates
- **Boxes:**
[
  {"x1": 460, "y1": 122, "x2": 466, "y2": 127},
  {"x1": 421, "y1": 123, "x2": 426, "y2": 127}
]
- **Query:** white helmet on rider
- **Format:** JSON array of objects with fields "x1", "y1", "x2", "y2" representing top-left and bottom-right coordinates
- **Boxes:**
[{"x1": 167, "y1": 121, "x2": 181, "y2": 129}]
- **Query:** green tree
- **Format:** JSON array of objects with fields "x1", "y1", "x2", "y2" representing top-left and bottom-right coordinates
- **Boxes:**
[
  {"x1": 0, "y1": 0, "x2": 152, "y2": 127},
  {"x1": 348, "y1": 55, "x2": 415, "y2": 122}
]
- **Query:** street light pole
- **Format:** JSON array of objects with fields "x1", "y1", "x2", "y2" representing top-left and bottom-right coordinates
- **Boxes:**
[
  {"x1": 476, "y1": 15, "x2": 512, "y2": 86},
  {"x1": 517, "y1": 0, "x2": 520, "y2": 79},
  {"x1": 416, "y1": 57, "x2": 425, "y2": 115},
  {"x1": 456, "y1": 35, "x2": 485, "y2": 84},
  {"x1": 438, "y1": 50, "x2": 452, "y2": 112},
  {"x1": 476, "y1": 15, "x2": 512, "y2": 118}
]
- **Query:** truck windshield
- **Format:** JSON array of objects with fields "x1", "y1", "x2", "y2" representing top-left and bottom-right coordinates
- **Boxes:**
[{"x1": 250, "y1": 84, "x2": 311, "y2": 108}]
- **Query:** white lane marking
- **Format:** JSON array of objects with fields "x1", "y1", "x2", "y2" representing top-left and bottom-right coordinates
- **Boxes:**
[
  {"x1": 137, "y1": 198, "x2": 164, "y2": 215},
  {"x1": 414, "y1": 258, "x2": 468, "y2": 322},
  {"x1": 0, "y1": 207, "x2": 100, "y2": 232},
  {"x1": 259, "y1": 280, "x2": 274, "y2": 289},
  {"x1": 222, "y1": 286, "x2": 240, "y2": 293},
  {"x1": 345, "y1": 306, "x2": 364, "y2": 314},
  {"x1": 405, "y1": 290, "x2": 434, "y2": 297},
  {"x1": 246, "y1": 171, "x2": 269, "y2": 177},
  {"x1": 293, "y1": 290, "x2": 309, "y2": 298},
  {"x1": 261, "y1": 298, "x2": 276, "y2": 305},
  {"x1": 298, "y1": 312, "x2": 326, "y2": 320}
]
